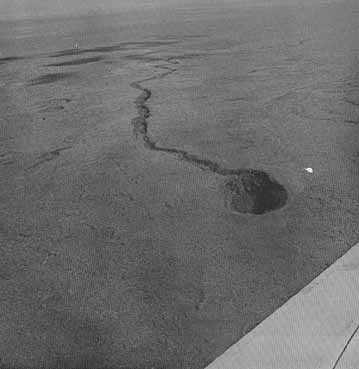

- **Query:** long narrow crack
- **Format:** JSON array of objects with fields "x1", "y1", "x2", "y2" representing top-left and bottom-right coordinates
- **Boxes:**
[
  {"x1": 130, "y1": 57, "x2": 288, "y2": 214},
  {"x1": 130, "y1": 58, "x2": 239, "y2": 176}
]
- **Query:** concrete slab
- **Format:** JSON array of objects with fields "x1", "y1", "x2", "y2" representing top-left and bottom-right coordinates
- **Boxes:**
[{"x1": 205, "y1": 242, "x2": 359, "y2": 369}]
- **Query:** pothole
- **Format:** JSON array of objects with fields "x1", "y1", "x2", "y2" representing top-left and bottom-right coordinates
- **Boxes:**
[{"x1": 225, "y1": 169, "x2": 288, "y2": 215}]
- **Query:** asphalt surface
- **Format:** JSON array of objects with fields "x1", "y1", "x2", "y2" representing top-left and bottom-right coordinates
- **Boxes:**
[{"x1": 1, "y1": 1, "x2": 359, "y2": 368}]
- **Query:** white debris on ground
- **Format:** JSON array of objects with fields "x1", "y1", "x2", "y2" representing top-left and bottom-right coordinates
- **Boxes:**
[{"x1": 305, "y1": 168, "x2": 314, "y2": 173}]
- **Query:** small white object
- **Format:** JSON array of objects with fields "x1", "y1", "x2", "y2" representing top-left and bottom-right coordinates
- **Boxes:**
[{"x1": 305, "y1": 167, "x2": 313, "y2": 173}]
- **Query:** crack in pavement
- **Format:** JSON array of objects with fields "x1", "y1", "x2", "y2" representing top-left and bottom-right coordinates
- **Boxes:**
[
  {"x1": 26, "y1": 146, "x2": 72, "y2": 171},
  {"x1": 130, "y1": 57, "x2": 244, "y2": 176},
  {"x1": 129, "y1": 56, "x2": 288, "y2": 214}
]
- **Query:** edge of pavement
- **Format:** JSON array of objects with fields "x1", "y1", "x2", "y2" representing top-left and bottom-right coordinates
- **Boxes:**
[{"x1": 205, "y1": 242, "x2": 359, "y2": 369}]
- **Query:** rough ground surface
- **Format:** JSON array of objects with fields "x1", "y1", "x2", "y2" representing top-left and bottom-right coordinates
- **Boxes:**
[{"x1": 1, "y1": 1, "x2": 359, "y2": 368}]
